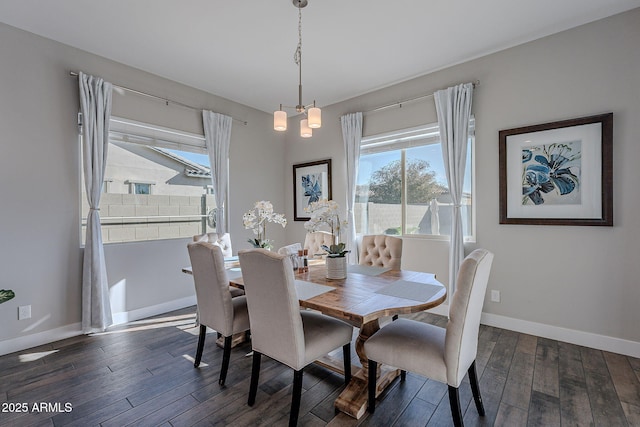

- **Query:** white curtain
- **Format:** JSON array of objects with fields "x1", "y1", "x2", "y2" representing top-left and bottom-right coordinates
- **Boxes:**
[
  {"x1": 202, "y1": 111, "x2": 232, "y2": 234},
  {"x1": 341, "y1": 112, "x2": 363, "y2": 265},
  {"x1": 79, "y1": 72, "x2": 113, "y2": 333},
  {"x1": 434, "y1": 82, "x2": 473, "y2": 295}
]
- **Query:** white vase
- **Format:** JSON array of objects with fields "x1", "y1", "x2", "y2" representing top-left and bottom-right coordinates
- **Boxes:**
[{"x1": 326, "y1": 256, "x2": 347, "y2": 279}]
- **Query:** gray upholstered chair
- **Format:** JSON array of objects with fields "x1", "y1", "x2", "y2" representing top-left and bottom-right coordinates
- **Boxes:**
[
  {"x1": 193, "y1": 232, "x2": 243, "y2": 297},
  {"x1": 364, "y1": 249, "x2": 494, "y2": 426},
  {"x1": 238, "y1": 249, "x2": 353, "y2": 427},
  {"x1": 304, "y1": 231, "x2": 334, "y2": 257},
  {"x1": 187, "y1": 242, "x2": 250, "y2": 386},
  {"x1": 359, "y1": 234, "x2": 403, "y2": 270}
]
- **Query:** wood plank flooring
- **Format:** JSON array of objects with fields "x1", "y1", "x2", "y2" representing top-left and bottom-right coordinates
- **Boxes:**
[{"x1": 1, "y1": 307, "x2": 639, "y2": 426}]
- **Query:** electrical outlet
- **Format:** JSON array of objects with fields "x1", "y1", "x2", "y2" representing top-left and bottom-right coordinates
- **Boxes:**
[
  {"x1": 18, "y1": 305, "x2": 32, "y2": 320},
  {"x1": 490, "y1": 290, "x2": 501, "y2": 303}
]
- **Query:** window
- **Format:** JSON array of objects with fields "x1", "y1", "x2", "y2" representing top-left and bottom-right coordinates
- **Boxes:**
[
  {"x1": 355, "y1": 121, "x2": 474, "y2": 240},
  {"x1": 81, "y1": 117, "x2": 220, "y2": 244},
  {"x1": 127, "y1": 181, "x2": 154, "y2": 195}
]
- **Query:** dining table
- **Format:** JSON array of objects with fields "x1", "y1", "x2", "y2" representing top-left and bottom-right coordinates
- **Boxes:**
[{"x1": 227, "y1": 261, "x2": 447, "y2": 419}]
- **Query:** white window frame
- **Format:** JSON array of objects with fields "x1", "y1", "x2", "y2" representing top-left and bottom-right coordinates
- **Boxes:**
[
  {"x1": 126, "y1": 180, "x2": 155, "y2": 195},
  {"x1": 358, "y1": 120, "x2": 476, "y2": 242}
]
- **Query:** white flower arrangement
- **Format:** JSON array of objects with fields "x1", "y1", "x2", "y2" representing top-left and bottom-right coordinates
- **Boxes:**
[
  {"x1": 243, "y1": 200, "x2": 286, "y2": 249},
  {"x1": 304, "y1": 199, "x2": 350, "y2": 257}
]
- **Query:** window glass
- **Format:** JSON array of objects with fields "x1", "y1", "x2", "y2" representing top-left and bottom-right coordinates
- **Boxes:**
[
  {"x1": 81, "y1": 118, "x2": 218, "y2": 244},
  {"x1": 133, "y1": 183, "x2": 151, "y2": 195},
  {"x1": 356, "y1": 150, "x2": 402, "y2": 235},
  {"x1": 355, "y1": 122, "x2": 474, "y2": 240}
]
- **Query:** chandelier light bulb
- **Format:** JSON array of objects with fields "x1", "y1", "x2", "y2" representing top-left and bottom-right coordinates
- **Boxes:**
[
  {"x1": 274, "y1": 110, "x2": 287, "y2": 131},
  {"x1": 307, "y1": 106, "x2": 321, "y2": 128},
  {"x1": 300, "y1": 119, "x2": 312, "y2": 138}
]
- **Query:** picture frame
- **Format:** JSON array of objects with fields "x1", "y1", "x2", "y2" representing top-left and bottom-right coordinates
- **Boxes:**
[
  {"x1": 293, "y1": 159, "x2": 332, "y2": 221},
  {"x1": 499, "y1": 113, "x2": 613, "y2": 226}
]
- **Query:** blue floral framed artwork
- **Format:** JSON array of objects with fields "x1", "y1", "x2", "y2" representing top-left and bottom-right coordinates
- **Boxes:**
[
  {"x1": 499, "y1": 113, "x2": 612, "y2": 226},
  {"x1": 293, "y1": 159, "x2": 332, "y2": 221}
]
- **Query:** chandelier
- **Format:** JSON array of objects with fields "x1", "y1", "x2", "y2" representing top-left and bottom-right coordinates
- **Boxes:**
[{"x1": 273, "y1": 0, "x2": 321, "y2": 138}]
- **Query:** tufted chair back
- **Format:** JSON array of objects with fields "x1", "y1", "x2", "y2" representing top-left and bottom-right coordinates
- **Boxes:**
[
  {"x1": 193, "y1": 232, "x2": 233, "y2": 258},
  {"x1": 304, "y1": 231, "x2": 334, "y2": 257},
  {"x1": 359, "y1": 235, "x2": 402, "y2": 270}
]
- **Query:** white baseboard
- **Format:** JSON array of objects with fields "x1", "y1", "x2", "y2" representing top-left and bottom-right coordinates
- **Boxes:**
[
  {"x1": 4, "y1": 299, "x2": 638, "y2": 358},
  {"x1": 481, "y1": 311, "x2": 640, "y2": 358},
  {"x1": 0, "y1": 296, "x2": 197, "y2": 357},
  {"x1": 428, "y1": 304, "x2": 640, "y2": 358},
  {"x1": 0, "y1": 323, "x2": 83, "y2": 357},
  {"x1": 110, "y1": 295, "x2": 196, "y2": 326}
]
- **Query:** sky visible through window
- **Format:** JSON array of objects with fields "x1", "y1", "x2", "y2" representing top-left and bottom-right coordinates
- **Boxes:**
[
  {"x1": 165, "y1": 149, "x2": 210, "y2": 168},
  {"x1": 359, "y1": 145, "x2": 446, "y2": 185},
  {"x1": 359, "y1": 143, "x2": 472, "y2": 194}
]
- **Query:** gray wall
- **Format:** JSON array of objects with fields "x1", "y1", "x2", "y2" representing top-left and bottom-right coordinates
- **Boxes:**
[
  {"x1": 283, "y1": 9, "x2": 640, "y2": 354},
  {"x1": 0, "y1": 22, "x2": 286, "y2": 350}
]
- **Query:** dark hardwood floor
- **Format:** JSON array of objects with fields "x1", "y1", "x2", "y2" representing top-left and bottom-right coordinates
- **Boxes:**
[{"x1": 1, "y1": 307, "x2": 639, "y2": 426}]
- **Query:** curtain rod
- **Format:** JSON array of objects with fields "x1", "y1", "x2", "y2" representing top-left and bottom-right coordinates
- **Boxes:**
[
  {"x1": 69, "y1": 71, "x2": 247, "y2": 125},
  {"x1": 363, "y1": 80, "x2": 480, "y2": 114}
]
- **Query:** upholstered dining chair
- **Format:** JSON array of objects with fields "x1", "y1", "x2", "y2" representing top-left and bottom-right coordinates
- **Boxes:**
[
  {"x1": 238, "y1": 249, "x2": 353, "y2": 427},
  {"x1": 360, "y1": 234, "x2": 403, "y2": 320},
  {"x1": 187, "y1": 242, "x2": 250, "y2": 386},
  {"x1": 304, "y1": 230, "x2": 334, "y2": 257},
  {"x1": 193, "y1": 232, "x2": 233, "y2": 257},
  {"x1": 359, "y1": 234, "x2": 403, "y2": 270},
  {"x1": 364, "y1": 248, "x2": 494, "y2": 427},
  {"x1": 193, "y1": 232, "x2": 243, "y2": 297}
]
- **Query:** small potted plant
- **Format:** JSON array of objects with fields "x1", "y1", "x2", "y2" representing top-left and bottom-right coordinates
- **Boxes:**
[
  {"x1": 304, "y1": 199, "x2": 350, "y2": 279},
  {"x1": 243, "y1": 200, "x2": 287, "y2": 250}
]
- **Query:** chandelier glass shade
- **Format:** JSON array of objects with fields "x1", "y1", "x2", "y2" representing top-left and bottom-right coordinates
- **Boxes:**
[{"x1": 273, "y1": 0, "x2": 321, "y2": 137}]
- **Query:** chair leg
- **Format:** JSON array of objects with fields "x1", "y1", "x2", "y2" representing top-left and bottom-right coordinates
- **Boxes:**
[
  {"x1": 367, "y1": 359, "x2": 377, "y2": 413},
  {"x1": 194, "y1": 325, "x2": 207, "y2": 367},
  {"x1": 219, "y1": 335, "x2": 233, "y2": 386},
  {"x1": 342, "y1": 344, "x2": 352, "y2": 384},
  {"x1": 448, "y1": 385, "x2": 463, "y2": 427},
  {"x1": 248, "y1": 351, "x2": 261, "y2": 406},
  {"x1": 290, "y1": 369, "x2": 304, "y2": 427},
  {"x1": 468, "y1": 360, "x2": 485, "y2": 416}
]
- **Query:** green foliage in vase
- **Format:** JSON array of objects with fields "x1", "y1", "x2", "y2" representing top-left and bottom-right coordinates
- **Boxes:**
[
  {"x1": 0, "y1": 289, "x2": 15, "y2": 304},
  {"x1": 247, "y1": 238, "x2": 273, "y2": 250},
  {"x1": 321, "y1": 243, "x2": 350, "y2": 258}
]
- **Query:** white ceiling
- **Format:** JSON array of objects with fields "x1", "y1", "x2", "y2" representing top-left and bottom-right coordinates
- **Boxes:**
[{"x1": 1, "y1": 0, "x2": 638, "y2": 113}]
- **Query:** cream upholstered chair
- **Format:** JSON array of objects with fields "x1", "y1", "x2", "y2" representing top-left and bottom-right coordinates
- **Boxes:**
[
  {"x1": 304, "y1": 231, "x2": 334, "y2": 257},
  {"x1": 278, "y1": 243, "x2": 303, "y2": 270},
  {"x1": 193, "y1": 232, "x2": 233, "y2": 258},
  {"x1": 359, "y1": 235, "x2": 402, "y2": 270},
  {"x1": 193, "y1": 232, "x2": 243, "y2": 297},
  {"x1": 187, "y1": 242, "x2": 250, "y2": 386},
  {"x1": 360, "y1": 234, "x2": 403, "y2": 320},
  {"x1": 238, "y1": 249, "x2": 353, "y2": 427},
  {"x1": 364, "y1": 249, "x2": 494, "y2": 426}
]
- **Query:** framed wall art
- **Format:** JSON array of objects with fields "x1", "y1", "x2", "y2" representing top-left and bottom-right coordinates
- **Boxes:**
[
  {"x1": 499, "y1": 113, "x2": 613, "y2": 226},
  {"x1": 293, "y1": 159, "x2": 332, "y2": 221}
]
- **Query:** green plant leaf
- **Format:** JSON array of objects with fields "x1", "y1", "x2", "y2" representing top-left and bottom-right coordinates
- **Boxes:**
[{"x1": 0, "y1": 289, "x2": 15, "y2": 304}]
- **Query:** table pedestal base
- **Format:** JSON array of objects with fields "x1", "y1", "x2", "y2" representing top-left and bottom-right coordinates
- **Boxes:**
[
  {"x1": 334, "y1": 365, "x2": 400, "y2": 419},
  {"x1": 215, "y1": 332, "x2": 247, "y2": 349}
]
